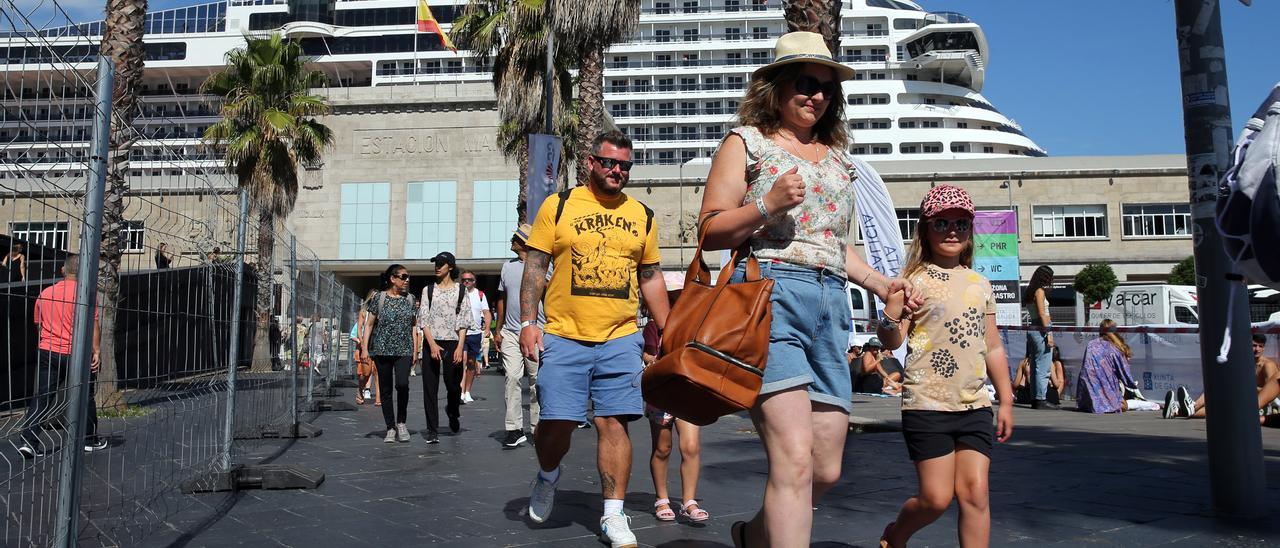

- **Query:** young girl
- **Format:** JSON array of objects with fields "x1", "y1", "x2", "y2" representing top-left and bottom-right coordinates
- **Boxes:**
[{"x1": 875, "y1": 184, "x2": 1014, "y2": 548}]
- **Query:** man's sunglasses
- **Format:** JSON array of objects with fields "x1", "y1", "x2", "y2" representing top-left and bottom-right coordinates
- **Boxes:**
[
  {"x1": 927, "y1": 218, "x2": 973, "y2": 234},
  {"x1": 793, "y1": 75, "x2": 840, "y2": 99},
  {"x1": 592, "y1": 155, "x2": 633, "y2": 172}
]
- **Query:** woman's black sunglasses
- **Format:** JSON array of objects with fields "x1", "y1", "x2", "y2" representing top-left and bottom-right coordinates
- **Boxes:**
[
  {"x1": 794, "y1": 75, "x2": 840, "y2": 99},
  {"x1": 393, "y1": 273, "x2": 410, "y2": 281},
  {"x1": 592, "y1": 155, "x2": 634, "y2": 172},
  {"x1": 928, "y1": 218, "x2": 973, "y2": 234}
]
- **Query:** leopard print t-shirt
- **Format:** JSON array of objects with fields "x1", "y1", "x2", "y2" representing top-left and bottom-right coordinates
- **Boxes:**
[{"x1": 901, "y1": 263, "x2": 996, "y2": 412}]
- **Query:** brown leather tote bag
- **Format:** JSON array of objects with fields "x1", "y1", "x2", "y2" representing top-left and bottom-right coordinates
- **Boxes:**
[{"x1": 641, "y1": 237, "x2": 774, "y2": 426}]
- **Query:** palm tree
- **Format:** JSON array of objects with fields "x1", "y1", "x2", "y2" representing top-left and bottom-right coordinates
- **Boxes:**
[
  {"x1": 95, "y1": 0, "x2": 149, "y2": 410},
  {"x1": 784, "y1": 0, "x2": 842, "y2": 57},
  {"x1": 451, "y1": 0, "x2": 577, "y2": 222},
  {"x1": 202, "y1": 34, "x2": 334, "y2": 372},
  {"x1": 551, "y1": 1, "x2": 641, "y2": 183}
]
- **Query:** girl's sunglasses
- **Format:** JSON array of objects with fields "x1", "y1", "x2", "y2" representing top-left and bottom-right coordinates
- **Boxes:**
[
  {"x1": 793, "y1": 75, "x2": 840, "y2": 99},
  {"x1": 928, "y1": 218, "x2": 973, "y2": 234}
]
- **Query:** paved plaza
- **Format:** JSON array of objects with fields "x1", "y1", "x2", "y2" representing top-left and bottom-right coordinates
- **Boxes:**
[{"x1": 143, "y1": 369, "x2": 1280, "y2": 547}]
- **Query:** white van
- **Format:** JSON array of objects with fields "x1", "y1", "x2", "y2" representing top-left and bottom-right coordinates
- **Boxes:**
[
  {"x1": 1091, "y1": 285, "x2": 1199, "y2": 326},
  {"x1": 846, "y1": 281, "x2": 877, "y2": 349}
]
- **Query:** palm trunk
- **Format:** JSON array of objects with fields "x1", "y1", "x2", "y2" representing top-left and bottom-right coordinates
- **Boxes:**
[
  {"x1": 574, "y1": 48, "x2": 604, "y2": 184},
  {"x1": 95, "y1": 0, "x2": 149, "y2": 411},
  {"x1": 517, "y1": 137, "x2": 530, "y2": 224},
  {"x1": 251, "y1": 207, "x2": 275, "y2": 372},
  {"x1": 784, "y1": 0, "x2": 842, "y2": 57}
]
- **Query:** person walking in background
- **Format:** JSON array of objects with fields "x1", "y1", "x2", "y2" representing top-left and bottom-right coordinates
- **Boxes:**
[
  {"x1": 419, "y1": 252, "x2": 470, "y2": 442},
  {"x1": 875, "y1": 184, "x2": 1015, "y2": 548},
  {"x1": 1076, "y1": 319, "x2": 1139, "y2": 414},
  {"x1": 292, "y1": 315, "x2": 307, "y2": 371},
  {"x1": 155, "y1": 242, "x2": 173, "y2": 269},
  {"x1": 519, "y1": 131, "x2": 671, "y2": 548},
  {"x1": 3, "y1": 242, "x2": 26, "y2": 282},
  {"x1": 19, "y1": 255, "x2": 105, "y2": 458},
  {"x1": 357, "y1": 264, "x2": 421, "y2": 444},
  {"x1": 496, "y1": 224, "x2": 539, "y2": 449},
  {"x1": 643, "y1": 274, "x2": 710, "y2": 524},
  {"x1": 696, "y1": 32, "x2": 918, "y2": 547},
  {"x1": 1023, "y1": 265, "x2": 1057, "y2": 409},
  {"x1": 306, "y1": 313, "x2": 329, "y2": 378},
  {"x1": 460, "y1": 269, "x2": 492, "y2": 404},
  {"x1": 353, "y1": 289, "x2": 380, "y2": 406}
]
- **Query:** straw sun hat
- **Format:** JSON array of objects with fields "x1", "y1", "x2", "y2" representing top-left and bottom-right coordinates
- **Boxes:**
[{"x1": 752, "y1": 31, "x2": 856, "y2": 82}]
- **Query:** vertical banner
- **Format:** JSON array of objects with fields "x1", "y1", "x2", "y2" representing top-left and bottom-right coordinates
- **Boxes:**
[
  {"x1": 973, "y1": 211, "x2": 1021, "y2": 325},
  {"x1": 526, "y1": 134, "x2": 561, "y2": 223},
  {"x1": 851, "y1": 158, "x2": 907, "y2": 361}
]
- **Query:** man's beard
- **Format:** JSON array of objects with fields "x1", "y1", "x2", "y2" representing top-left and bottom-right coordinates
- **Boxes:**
[{"x1": 591, "y1": 172, "x2": 627, "y2": 195}]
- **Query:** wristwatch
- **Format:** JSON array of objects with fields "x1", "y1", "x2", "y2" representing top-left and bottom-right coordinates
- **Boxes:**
[
  {"x1": 519, "y1": 320, "x2": 539, "y2": 329},
  {"x1": 878, "y1": 316, "x2": 900, "y2": 332}
]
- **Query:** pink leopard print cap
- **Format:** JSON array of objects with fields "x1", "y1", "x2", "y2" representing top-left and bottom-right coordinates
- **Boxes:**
[{"x1": 919, "y1": 184, "x2": 975, "y2": 218}]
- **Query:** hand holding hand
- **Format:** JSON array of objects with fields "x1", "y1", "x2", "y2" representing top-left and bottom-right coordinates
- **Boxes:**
[{"x1": 764, "y1": 166, "x2": 806, "y2": 214}]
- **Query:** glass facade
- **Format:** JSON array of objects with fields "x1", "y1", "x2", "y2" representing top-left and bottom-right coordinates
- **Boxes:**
[
  {"x1": 298, "y1": 34, "x2": 446, "y2": 56},
  {"x1": 471, "y1": 180, "x2": 518, "y2": 258},
  {"x1": 339, "y1": 183, "x2": 390, "y2": 260},
  {"x1": 249, "y1": 4, "x2": 459, "y2": 30},
  {"x1": 11, "y1": 1, "x2": 227, "y2": 38},
  {"x1": 2, "y1": 43, "x2": 187, "y2": 65},
  {"x1": 405, "y1": 181, "x2": 456, "y2": 260}
]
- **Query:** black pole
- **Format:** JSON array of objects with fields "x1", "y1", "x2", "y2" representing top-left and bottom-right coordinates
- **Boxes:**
[{"x1": 1172, "y1": 0, "x2": 1264, "y2": 518}]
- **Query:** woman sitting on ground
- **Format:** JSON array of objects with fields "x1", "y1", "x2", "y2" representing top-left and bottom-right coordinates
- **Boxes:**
[{"x1": 1075, "y1": 319, "x2": 1139, "y2": 413}]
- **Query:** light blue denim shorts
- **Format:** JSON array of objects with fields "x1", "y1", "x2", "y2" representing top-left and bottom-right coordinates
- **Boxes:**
[
  {"x1": 731, "y1": 261, "x2": 853, "y2": 413},
  {"x1": 537, "y1": 331, "x2": 645, "y2": 422}
]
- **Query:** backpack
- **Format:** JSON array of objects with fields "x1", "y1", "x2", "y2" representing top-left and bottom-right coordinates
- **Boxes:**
[
  {"x1": 553, "y1": 188, "x2": 654, "y2": 236},
  {"x1": 1218, "y1": 82, "x2": 1280, "y2": 289}
]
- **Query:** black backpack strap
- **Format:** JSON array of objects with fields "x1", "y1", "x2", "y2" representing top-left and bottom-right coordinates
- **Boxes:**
[
  {"x1": 639, "y1": 200, "x2": 654, "y2": 236},
  {"x1": 427, "y1": 283, "x2": 434, "y2": 308},
  {"x1": 456, "y1": 286, "x2": 467, "y2": 314},
  {"x1": 553, "y1": 189, "x2": 573, "y2": 225}
]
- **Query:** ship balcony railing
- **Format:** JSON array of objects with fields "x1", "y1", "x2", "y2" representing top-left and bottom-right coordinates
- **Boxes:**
[
  {"x1": 641, "y1": 2, "x2": 780, "y2": 15},
  {"x1": 613, "y1": 107, "x2": 736, "y2": 118},
  {"x1": 375, "y1": 66, "x2": 488, "y2": 76},
  {"x1": 837, "y1": 54, "x2": 890, "y2": 63},
  {"x1": 638, "y1": 157, "x2": 700, "y2": 165},
  {"x1": 839, "y1": 29, "x2": 891, "y2": 38},
  {"x1": 637, "y1": 31, "x2": 775, "y2": 43},
  {"x1": 920, "y1": 11, "x2": 974, "y2": 27},
  {"x1": 607, "y1": 83, "x2": 745, "y2": 94},
  {"x1": 606, "y1": 58, "x2": 767, "y2": 70}
]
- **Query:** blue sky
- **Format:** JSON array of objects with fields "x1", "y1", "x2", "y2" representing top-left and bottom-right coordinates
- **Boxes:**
[
  {"x1": 944, "y1": 0, "x2": 1277, "y2": 156},
  {"x1": 16, "y1": 0, "x2": 1277, "y2": 157}
]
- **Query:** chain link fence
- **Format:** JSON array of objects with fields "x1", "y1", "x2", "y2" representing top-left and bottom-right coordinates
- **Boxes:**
[{"x1": 0, "y1": 2, "x2": 359, "y2": 545}]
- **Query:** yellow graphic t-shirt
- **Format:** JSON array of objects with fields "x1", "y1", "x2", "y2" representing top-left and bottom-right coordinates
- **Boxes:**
[
  {"x1": 527, "y1": 186, "x2": 661, "y2": 342},
  {"x1": 902, "y1": 264, "x2": 997, "y2": 412}
]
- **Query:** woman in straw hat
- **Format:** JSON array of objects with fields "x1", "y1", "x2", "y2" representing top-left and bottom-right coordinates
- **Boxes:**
[{"x1": 698, "y1": 31, "x2": 921, "y2": 547}]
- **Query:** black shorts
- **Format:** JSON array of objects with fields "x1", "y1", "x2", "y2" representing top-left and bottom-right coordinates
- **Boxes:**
[
  {"x1": 463, "y1": 334, "x2": 482, "y2": 360},
  {"x1": 901, "y1": 408, "x2": 994, "y2": 462}
]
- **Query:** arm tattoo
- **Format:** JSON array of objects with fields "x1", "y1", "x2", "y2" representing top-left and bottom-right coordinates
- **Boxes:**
[
  {"x1": 638, "y1": 263, "x2": 661, "y2": 280},
  {"x1": 520, "y1": 250, "x2": 551, "y2": 322}
]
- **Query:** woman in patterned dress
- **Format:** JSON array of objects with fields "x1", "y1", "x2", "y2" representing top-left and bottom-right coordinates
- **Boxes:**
[{"x1": 698, "y1": 31, "x2": 919, "y2": 547}]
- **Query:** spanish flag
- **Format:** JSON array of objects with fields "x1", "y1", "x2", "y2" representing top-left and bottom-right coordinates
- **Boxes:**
[{"x1": 417, "y1": 0, "x2": 457, "y2": 53}]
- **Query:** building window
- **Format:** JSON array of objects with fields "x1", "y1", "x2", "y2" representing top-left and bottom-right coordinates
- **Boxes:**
[
  {"x1": 339, "y1": 182, "x2": 391, "y2": 260},
  {"x1": 404, "y1": 181, "x2": 456, "y2": 259},
  {"x1": 1122, "y1": 203, "x2": 1191, "y2": 239},
  {"x1": 1032, "y1": 204, "x2": 1109, "y2": 240},
  {"x1": 121, "y1": 220, "x2": 145, "y2": 253},
  {"x1": 983, "y1": 146, "x2": 994, "y2": 153},
  {"x1": 10, "y1": 221, "x2": 70, "y2": 251},
  {"x1": 870, "y1": 95, "x2": 889, "y2": 105},
  {"x1": 871, "y1": 144, "x2": 891, "y2": 154},
  {"x1": 472, "y1": 180, "x2": 519, "y2": 258}
]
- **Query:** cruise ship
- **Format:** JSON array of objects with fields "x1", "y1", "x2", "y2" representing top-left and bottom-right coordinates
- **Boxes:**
[{"x1": 1, "y1": 0, "x2": 1044, "y2": 183}]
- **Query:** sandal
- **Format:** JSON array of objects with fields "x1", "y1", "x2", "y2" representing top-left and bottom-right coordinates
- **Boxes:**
[
  {"x1": 879, "y1": 521, "x2": 898, "y2": 548},
  {"x1": 653, "y1": 498, "x2": 675, "y2": 521},
  {"x1": 731, "y1": 520, "x2": 748, "y2": 548},
  {"x1": 679, "y1": 499, "x2": 709, "y2": 522}
]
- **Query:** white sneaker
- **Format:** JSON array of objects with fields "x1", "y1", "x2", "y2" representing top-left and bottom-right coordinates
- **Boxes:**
[
  {"x1": 1176, "y1": 385, "x2": 1195, "y2": 418},
  {"x1": 396, "y1": 423, "x2": 410, "y2": 442},
  {"x1": 462, "y1": 393, "x2": 474, "y2": 404},
  {"x1": 384, "y1": 428, "x2": 397, "y2": 443},
  {"x1": 410, "y1": 368, "x2": 418, "y2": 377},
  {"x1": 1162, "y1": 390, "x2": 1179, "y2": 419},
  {"x1": 599, "y1": 513, "x2": 638, "y2": 548},
  {"x1": 363, "y1": 389, "x2": 372, "y2": 400},
  {"x1": 527, "y1": 469, "x2": 559, "y2": 524}
]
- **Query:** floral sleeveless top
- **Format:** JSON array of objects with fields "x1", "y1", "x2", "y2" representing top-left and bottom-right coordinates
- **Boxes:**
[{"x1": 731, "y1": 126, "x2": 857, "y2": 273}]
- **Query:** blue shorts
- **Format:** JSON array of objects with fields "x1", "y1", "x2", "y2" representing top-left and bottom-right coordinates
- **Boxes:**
[
  {"x1": 537, "y1": 331, "x2": 645, "y2": 422},
  {"x1": 731, "y1": 261, "x2": 853, "y2": 413},
  {"x1": 464, "y1": 333, "x2": 482, "y2": 360}
]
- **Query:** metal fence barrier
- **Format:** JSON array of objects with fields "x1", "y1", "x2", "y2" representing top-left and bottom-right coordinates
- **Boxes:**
[{"x1": 0, "y1": 3, "x2": 359, "y2": 545}]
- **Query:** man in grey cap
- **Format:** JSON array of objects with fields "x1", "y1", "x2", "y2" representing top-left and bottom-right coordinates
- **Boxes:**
[{"x1": 495, "y1": 224, "x2": 540, "y2": 448}]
